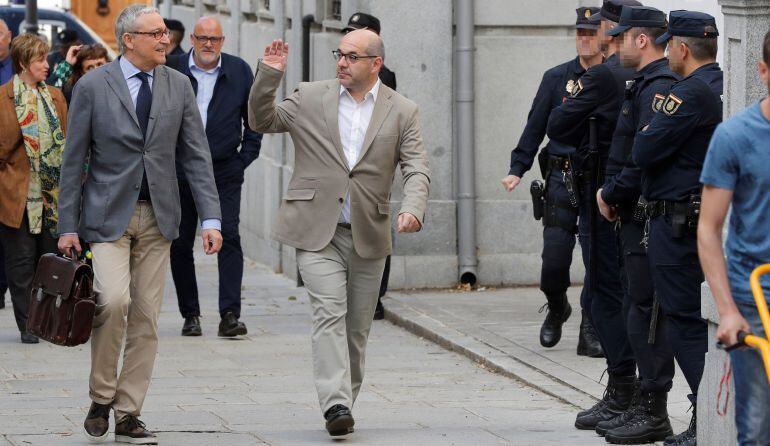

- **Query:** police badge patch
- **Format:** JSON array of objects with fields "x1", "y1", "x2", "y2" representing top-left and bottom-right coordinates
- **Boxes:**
[
  {"x1": 662, "y1": 93, "x2": 683, "y2": 115},
  {"x1": 566, "y1": 80, "x2": 575, "y2": 95},
  {"x1": 652, "y1": 93, "x2": 666, "y2": 113},
  {"x1": 571, "y1": 80, "x2": 583, "y2": 97}
]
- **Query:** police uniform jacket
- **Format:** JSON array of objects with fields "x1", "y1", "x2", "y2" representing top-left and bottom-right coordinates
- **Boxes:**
[
  {"x1": 508, "y1": 56, "x2": 585, "y2": 177},
  {"x1": 547, "y1": 53, "x2": 636, "y2": 174},
  {"x1": 632, "y1": 62, "x2": 723, "y2": 201},
  {"x1": 601, "y1": 58, "x2": 678, "y2": 206}
]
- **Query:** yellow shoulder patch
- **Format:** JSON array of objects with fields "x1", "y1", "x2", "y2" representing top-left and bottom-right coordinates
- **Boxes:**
[
  {"x1": 662, "y1": 93, "x2": 683, "y2": 115},
  {"x1": 652, "y1": 93, "x2": 666, "y2": 113}
]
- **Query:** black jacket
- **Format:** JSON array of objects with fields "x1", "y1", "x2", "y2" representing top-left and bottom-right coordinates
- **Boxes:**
[{"x1": 166, "y1": 51, "x2": 263, "y2": 180}]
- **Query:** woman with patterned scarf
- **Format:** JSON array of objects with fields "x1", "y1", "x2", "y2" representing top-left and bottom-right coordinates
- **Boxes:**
[{"x1": 0, "y1": 33, "x2": 68, "y2": 344}]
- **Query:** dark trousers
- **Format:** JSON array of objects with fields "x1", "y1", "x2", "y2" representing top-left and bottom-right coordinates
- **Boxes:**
[
  {"x1": 379, "y1": 255, "x2": 390, "y2": 298},
  {"x1": 540, "y1": 169, "x2": 579, "y2": 303},
  {"x1": 647, "y1": 215, "x2": 707, "y2": 397},
  {"x1": 170, "y1": 177, "x2": 244, "y2": 319},
  {"x1": 0, "y1": 213, "x2": 58, "y2": 332},
  {"x1": 578, "y1": 185, "x2": 636, "y2": 377},
  {"x1": 617, "y1": 220, "x2": 675, "y2": 393},
  {"x1": 0, "y1": 242, "x2": 7, "y2": 301}
]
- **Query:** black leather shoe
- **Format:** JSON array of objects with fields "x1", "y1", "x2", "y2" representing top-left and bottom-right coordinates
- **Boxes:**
[
  {"x1": 324, "y1": 404, "x2": 354, "y2": 437},
  {"x1": 577, "y1": 310, "x2": 604, "y2": 357},
  {"x1": 115, "y1": 415, "x2": 157, "y2": 444},
  {"x1": 539, "y1": 294, "x2": 571, "y2": 348},
  {"x1": 373, "y1": 298, "x2": 385, "y2": 320},
  {"x1": 181, "y1": 316, "x2": 202, "y2": 336},
  {"x1": 575, "y1": 374, "x2": 637, "y2": 430},
  {"x1": 605, "y1": 391, "x2": 673, "y2": 444},
  {"x1": 21, "y1": 332, "x2": 39, "y2": 344},
  {"x1": 83, "y1": 401, "x2": 111, "y2": 443},
  {"x1": 218, "y1": 312, "x2": 247, "y2": 337},
  {"x1": 596, "y1": 381, "x2": 642, "y2": 436},
  {"x1": 663, "y1": 406, "x2": 696, "y2": 446}
]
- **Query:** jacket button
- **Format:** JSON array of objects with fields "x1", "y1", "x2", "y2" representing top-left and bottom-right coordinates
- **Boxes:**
[
  {"x1": 134, "y1": 184, "x2": 140, "y2": 190},
  {"x1": 348, "y1": 173, "x2": 353, "y2": 178},
  {"x1": 338, "y1": 198, "x2": 344, "y2": 203}
]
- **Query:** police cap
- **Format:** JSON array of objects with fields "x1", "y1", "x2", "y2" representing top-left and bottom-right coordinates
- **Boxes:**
[
  {"x1": 606, "y1": 6, "x2": 667, "y2": 37},
  {"x1": 342, "y1": 12, "x2": 381, "y2": 35},
  {"x1": 590, "y1": 0, "x2": 643, "y2": 23},
  {"x1": 656, "y1": 10, "x2": 719, "y2": 45},
  {"x1": 576, "y1": 7, "x2": 601, "y2": 30}
]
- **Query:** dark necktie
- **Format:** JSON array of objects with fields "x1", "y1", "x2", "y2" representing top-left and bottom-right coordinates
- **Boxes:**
[
  {"x1": 134, "y1": 71, "x2": 152, "y2": 138},
  {"x1": 134, "y1": 71, "x2": 152, "y2": 201}
]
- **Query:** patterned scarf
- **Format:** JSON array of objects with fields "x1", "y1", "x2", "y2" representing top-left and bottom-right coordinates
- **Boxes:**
[{"x1": 13, "y1": 75, "x2": 66, "y2": 236}]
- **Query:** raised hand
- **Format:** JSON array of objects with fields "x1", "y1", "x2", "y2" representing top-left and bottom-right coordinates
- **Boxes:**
[{"x1": 263, "y1": 39, "x2": 289, "y2": 72}]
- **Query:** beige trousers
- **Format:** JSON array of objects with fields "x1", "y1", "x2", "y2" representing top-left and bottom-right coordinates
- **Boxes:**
[
  {"x1": 88, "y1": 203, "x2": 171, "y2": 422},
  {"x1": 296, "y1": 225, "x2": 386, "y2": 413}
]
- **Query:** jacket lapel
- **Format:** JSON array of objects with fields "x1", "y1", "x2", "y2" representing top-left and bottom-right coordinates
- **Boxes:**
[
  {"x1": 104, "y1": 60, "x2": 141, "y2": 130},
  {"x1": 357, "y1": 88, "x2": 393, "y2": 164},
  {"x1": 145, "y1": 65, "x2": 167, "y2": 140},
  {"x1": 322, "y1": 83, "x2": 350, "y2": 171}
]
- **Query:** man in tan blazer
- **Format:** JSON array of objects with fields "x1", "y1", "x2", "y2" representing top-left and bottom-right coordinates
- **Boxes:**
[{"x1": 248, "y1": 30, "x2": 430, "y2": 438}]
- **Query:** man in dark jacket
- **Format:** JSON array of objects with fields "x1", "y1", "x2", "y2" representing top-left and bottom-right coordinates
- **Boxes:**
[
  {"x1": 166, "y1": 16, "x2": 262, "y2": 337},
  {"x1": 343, "y1": 12, "x2": 396, "y2": 320}
]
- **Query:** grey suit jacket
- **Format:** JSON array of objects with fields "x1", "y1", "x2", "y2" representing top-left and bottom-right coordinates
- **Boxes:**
[
  {"x1": 58, "y1": 59, "x2": 221, "y2": 242},
  {"x1": 248, "y1": 62, "x2": 430, "y2": 259}
]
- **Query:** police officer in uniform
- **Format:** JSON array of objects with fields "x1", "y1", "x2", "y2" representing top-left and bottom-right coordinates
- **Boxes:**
[
  {"x1": 501, "y1": 7, "x2": 603, "y2": 357},
  {"x1": 547, "y1": 0, "x2": 640, "y2": 430},
  {"x1": 632, "y1": 11, "x2": 723, "y2": 446},
  {"x1": 342, "y1": 12, "x2": 397, "y2": 320},
  {"x1": 594, "y1": 6, "x2": 678, "y2": 443}
]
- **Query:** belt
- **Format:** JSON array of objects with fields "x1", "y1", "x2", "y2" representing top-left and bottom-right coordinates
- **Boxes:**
[
  {"x1": 647, "y1": 200, "x2": 688, "y2": 219},
  {"x1": 337, "y1": 222, "x2": 352, "y2": 229},
  {"x1": 548, "y1": 155, "x2": 570, "y2": 171}
]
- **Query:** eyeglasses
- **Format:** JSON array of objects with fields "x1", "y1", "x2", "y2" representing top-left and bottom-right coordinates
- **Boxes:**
[
  {"x1": 130, "y1": 29, "x2": 170, "y2": 40},
  {"x1": 332, "y1": 50, "x2": 378, "y2": 64},
  {"x1": 193, "y1": 35, "x2": 224, "y2": 44}
]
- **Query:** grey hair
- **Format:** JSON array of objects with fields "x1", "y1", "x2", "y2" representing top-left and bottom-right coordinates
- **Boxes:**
[{"x1": 115, "y1": 5, "x2": 160, "y2": 53}]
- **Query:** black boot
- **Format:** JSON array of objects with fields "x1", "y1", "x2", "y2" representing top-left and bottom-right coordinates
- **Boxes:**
[
  {"x1": 539, "y1": 294, "x2": 571, "y2": 348},
  {"x1": 575, "y1": 374, "x2": 636, "y2": 430},
  {"x1": 595, "y1": 379, "x2": 641, "y2": 436},
  {"x1": 663, "y1": 406, "x2": 696, "y2": 446},
  {"x1": 577, "y1": 310, "x2": 604, "y2": 357},
  {"x1": 605, "y1": 391, "x2": 674, "y2": 444}
]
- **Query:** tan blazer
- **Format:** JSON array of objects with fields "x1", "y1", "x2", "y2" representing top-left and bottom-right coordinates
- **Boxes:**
[
  {"x1": 0, "y1": 81, "x2": 68, "y2": 229},
  {"x1": 248, "y1": 62, "x2": 430, "y2": 259}
]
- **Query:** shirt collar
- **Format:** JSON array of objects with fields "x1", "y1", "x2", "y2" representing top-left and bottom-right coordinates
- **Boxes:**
[
  {"x1": 189, "y1": 52, "x2": 222, "y2": 73},
  {"x1": 119, "y1": 55, "x2": 154, "y2": 81},
  {"x1": 340, "y1": 78, "x2": 381, "y2": 103}
]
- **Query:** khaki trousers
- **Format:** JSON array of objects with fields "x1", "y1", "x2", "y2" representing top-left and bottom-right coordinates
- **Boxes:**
[
  {"x1": 88, "y1": 203, "x2": 171, "y2": 422},
  {"x1": 296, "y1": 225, "x2": 386, "y2": 413}
]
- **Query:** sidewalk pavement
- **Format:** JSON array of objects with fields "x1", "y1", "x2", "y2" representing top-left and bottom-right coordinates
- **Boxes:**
[
  {"x1": 384, "y1": 286, "x2": 695, "y2": 433},
  {"x1": 2, "y1": 249, "x2": 625, "y2": 446}
]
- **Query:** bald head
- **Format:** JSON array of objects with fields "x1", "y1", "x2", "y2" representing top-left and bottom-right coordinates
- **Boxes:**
[
  {"x1": 194, "y1": 16, "x2": 222, "y2": 35},
  {"x1": 342, "y1": 28, "x2": 385, "y2": 62},
  {"x1": 0, "y1": 19, "x2": 10, "y2": 60}
]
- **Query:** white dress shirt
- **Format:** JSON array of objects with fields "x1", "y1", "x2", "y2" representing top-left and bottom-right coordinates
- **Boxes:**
[
  {"x1": 338, "y1": 79, "x2": 381, "y2": 223},
  {"x1": 188, "y1": 53, "x2": 222, "y2": 128}
]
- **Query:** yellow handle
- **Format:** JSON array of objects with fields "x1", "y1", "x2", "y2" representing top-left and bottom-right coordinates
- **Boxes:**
[
  {"x1": 743, "y1": 335, "x2": 770, "y2": 386},
  {"x1": 749, "y1": 264, "x2": 770, "y2": 341}
]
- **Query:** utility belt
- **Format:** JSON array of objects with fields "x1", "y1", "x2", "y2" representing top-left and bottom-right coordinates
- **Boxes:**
[
  {"x1": 646, "y1": 194, "x2": 701, "y2": 238},
  {"x1": 530, "y1": 154, "x2": 579, "y2": 234}
]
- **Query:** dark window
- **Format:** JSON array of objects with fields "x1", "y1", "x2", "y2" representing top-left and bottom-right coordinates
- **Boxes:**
[
  {"x1": 331, "y1": 0, "x2": 341, "y2": 20},
  {"x1": 263, "y1": 0, "x2": 269, "y2": 10}
]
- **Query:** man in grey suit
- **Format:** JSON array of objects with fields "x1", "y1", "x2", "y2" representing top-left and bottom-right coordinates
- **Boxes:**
[
  {"x1": 57, "y1": 6, "x2": 222, "y2": 444},
  {"x1": 249, "y1": 30, "x2": 430, "y2": 438}
]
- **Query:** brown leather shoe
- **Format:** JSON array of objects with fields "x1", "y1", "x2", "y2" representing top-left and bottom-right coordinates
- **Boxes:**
[
  {"x1": 115, "y1": 416, "x2": 157, "y2": 444},
  {"x1": 83, "y1": 402, "x2": 111, "y2": 443}
]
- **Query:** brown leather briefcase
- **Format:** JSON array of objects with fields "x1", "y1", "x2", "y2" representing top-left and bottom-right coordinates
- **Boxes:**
[{"x1": 27, "y1": 253, "x2": 96, "y2": 346}]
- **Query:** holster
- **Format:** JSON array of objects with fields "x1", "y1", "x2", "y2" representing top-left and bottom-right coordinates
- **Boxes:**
[{"x1": 530, "y1": 180, "x2": 545, "y2": 221}]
